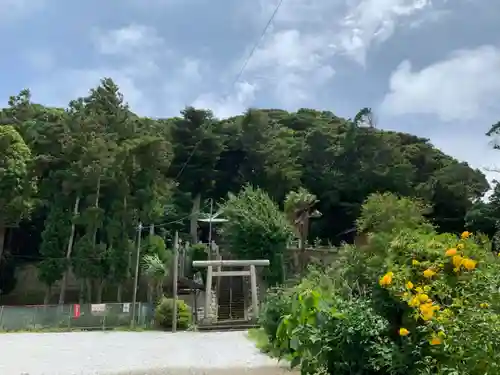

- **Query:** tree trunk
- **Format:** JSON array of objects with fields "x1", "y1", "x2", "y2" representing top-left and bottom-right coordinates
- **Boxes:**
[
  {"x1": 96, "y1": 280, "x2": 105, "y2": 303},
  {"x1": 86, "y1": 278, "x2": 92, "y2": 302},
  {"x1": 190, "y1": 193, "x2": 201, "y2": 244},
  {"x1": 156, "y1": 282, "x2": 163, "y2": 302},
  {"x1": 0, "y1": 225, "x2": 6, "y2": 261},
  {"x1": 91, "y1": 176, "x2": 101, "y2": 243},
  {"x1": 59, "y1": 195, "x2": 81, "y2": 305},
  {"x1": 78, "y1": 279, "x2": 85, "y2": 305},
  {"x1": 116, "y1": 284, "x2": 123, "y2": 303},
  {"x1": 43, "y1": 285, "x2": 52, "y2": 305},
  {"x1": 147, "y1": 284, "x2": 153, "y2": 305},
  {"x1": 89, "y1": 176, "x2": 101, "y2": 304}
]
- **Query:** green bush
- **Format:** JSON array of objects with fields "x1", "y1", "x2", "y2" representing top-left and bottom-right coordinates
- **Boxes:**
[
  {"x1": 154, "y1": 297, "x2": 192, "y2": 330},
  {"x1": 221, "y1": 185, "x2": 293, "y2": 285},
  {"x1": 276, "y1": 291, "x2": 400, "y2": 375},
  {"x1": 258, "y1": 192, "x2": 500, "y2": 375},
  {"x1": 259, "y1": 287, "x2": 292, "y2": 347},
  {"x1": 189, "y1": 243, "x2": 208, "y2": 283}
]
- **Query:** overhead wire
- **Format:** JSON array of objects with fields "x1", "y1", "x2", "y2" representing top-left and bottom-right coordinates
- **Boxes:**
[
  {"x1": 173, "y1": 0, "x2": 285, "y2": 182},
  {"x1": 138, "y1": 201, "x2": 212, "y2": 231},
  {"x1": 164, "y1": 0, "x2": 287, "y2": 233},
  {"x1": 8, "y1": 202, "x2": 213, "y2": 261},
  {"x1": 9, "y1": 2, "x2": 287, "y2": 260}
]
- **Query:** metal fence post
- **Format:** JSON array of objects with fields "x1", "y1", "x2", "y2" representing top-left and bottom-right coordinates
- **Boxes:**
[
  {"x1": 0, "y1": 305, "x2": 3, "y2": 330},
  {"x1": 68, "y1": 304, "x2": 72, "y2": 329},
  {"x1": 32, "y1": 306, "x2": 38, "y2": 330},
  {"x1": 138, "y1": 302, "x2": 142, "y2": 328}
]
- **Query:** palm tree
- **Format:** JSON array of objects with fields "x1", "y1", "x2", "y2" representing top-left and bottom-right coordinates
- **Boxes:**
[
  {"x1": 284, "y1": 188, "x2": 321, "y2": 272},
  {"x1": 142, "y1": 254, "x2": 171, "y2": 304}
]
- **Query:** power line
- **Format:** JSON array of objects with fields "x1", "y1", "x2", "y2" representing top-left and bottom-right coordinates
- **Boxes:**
[
  {"x1": 138, "y1": 201, "x2": 212, "y2": 230},
  {"x1": 230, "y1": 0, "x2": 285, "y2": 89},
  {"x1": 6, "y1": 202, "x2": 213, "y2": 262},
  {"x1": 173, "y1": 0, "x2": 285, "y2": 182}
]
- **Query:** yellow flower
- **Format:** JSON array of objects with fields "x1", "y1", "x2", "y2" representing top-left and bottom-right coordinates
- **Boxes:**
[
  {"x1": 418, "y1": 294, "x2": 430, "y2": 303},
  {"x1": 457, "y1": 243, "x2": 464, "y2": 250},
  {"x1": 430, "y1": 336, "x2": 442, "y2": 345},
  {"x1": 379, "y1": 272, "x2": 393, "y2": 287},
  {"x1": 437, "y1": 331, "x2": 446, "y2": 338},
  {"x1": 480, "y1": 303, "x2": 489, "y2": 308},
  {"x1": 399, "y1": 328, "x2": 410, "y2": 336},
  {"x1": 452, "y1": 255, "x2": 463, "y2": 269},
  {"x1": 462, "y1": 258, "x2": 477, "y2": 271},
  {"x1": 408, "y1": 296, "x2": 421, "y2": 307},
  {"x1": 445, "y1": 248, "x2": 457, "y2": 256},
  {"x1": 412, "y1": 259, "x2": 420, "y2": 266},
  {"x1": 423, "y1": 269, "x2": 436, "y2": 278},
  {"x1": 419, "y1": 302, "x2": 439, "y2": 321},
  {"x1": 461, "y1": 231, "x2": 470, "y2": 239},
  {"x1": 415, "y1": 286, "x2": 424, "y2": 294},
  {"x1": 406, "y1": 281, "x2": 414, "y2": 290}
]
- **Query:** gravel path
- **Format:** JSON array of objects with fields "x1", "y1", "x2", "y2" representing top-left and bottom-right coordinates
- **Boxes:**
[{"x1": 0, "y1": 330, "x2": 295, "y2": 375}]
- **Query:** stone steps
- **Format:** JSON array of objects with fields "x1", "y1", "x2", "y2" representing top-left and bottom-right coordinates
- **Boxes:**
[{"x1": 197, "y1": 321, "x2": 259, "y2": 332}]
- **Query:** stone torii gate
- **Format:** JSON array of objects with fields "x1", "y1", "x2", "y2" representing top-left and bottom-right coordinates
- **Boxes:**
[{"x1": 192, "y1": 259, "x2": 270, "y2": 321}]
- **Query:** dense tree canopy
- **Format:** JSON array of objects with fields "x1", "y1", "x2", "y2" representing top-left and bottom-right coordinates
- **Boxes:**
[{"x1": 0, "y1": 78, "x2": 490, "y2": 303}]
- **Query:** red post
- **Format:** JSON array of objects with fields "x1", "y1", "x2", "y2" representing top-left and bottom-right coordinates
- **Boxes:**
[{"x1": 73, "y1": 304, "x2": 80, "y2": 318}]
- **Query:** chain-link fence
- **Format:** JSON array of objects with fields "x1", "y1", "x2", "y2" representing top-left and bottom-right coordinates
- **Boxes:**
[{"x1": 0, "y1": 302, "x2": 154, "y2": 331}]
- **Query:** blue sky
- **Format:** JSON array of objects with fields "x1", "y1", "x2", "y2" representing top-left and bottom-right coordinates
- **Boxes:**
[{"x1": 1, "y1": 0, "x2": 499, "y2": 184}]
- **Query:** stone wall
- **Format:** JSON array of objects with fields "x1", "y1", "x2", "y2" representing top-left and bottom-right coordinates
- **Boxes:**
[
  {"x1": 2, "y1": 263, "x2": 147, "y2": 305},
  {"x1": 179, "y1": 289, "x2": 218, "y2": 323}
]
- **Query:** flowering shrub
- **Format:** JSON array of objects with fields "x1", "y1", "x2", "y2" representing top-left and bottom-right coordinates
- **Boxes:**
[
  {"x1": 377, "y1": 229, "x2": 500, "y2": 374},
  {"x1": 259, "y1": 193, "x2": 500, "y2": 375}
]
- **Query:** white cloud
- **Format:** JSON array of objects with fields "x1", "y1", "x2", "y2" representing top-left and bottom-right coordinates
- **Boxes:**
[
  {"x1": 338, "y1": 0, "x2": 431, "y2": 64},
  {"x1": 29, "y1": 23, "x2": 201, "y2": 117},
  {"x1": 193, "y1": 81, "x2": 257, "y2": 118},
  {"x1": 94, "y1": 24, "x2": 164, "y2": 56},
  {"x1": 24, "y1": 0, "x2": 445, "y2": 122},
  {"x1": 225, "y1": 0, "x2": 437, "y2": 109},
  {"x1": 163, "y1": 58, "x2": 207, "y2": 115},
  {"x1": 252, "y1": 0, "x2": 341, "y2": 27},
  {"x1": 381, "y1": 45, "x2": 500, "y2": 121},
  {"x1": 241, "y1": 29, "x2": 335, "y2": 107},
  {"x1": 31, "y1": 68, "x2": 150, "y2": 114}
]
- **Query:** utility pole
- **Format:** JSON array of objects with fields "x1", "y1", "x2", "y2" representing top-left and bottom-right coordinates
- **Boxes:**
[
  {"x1": 131, "y1": 222, "x2": 143, "y2": 328},
  {"x1": 208, "y1": 198, "x2": 214, "y2": 260},
  {"x1": 172, "y1": 230, "x2": 179, "y2": 332}
]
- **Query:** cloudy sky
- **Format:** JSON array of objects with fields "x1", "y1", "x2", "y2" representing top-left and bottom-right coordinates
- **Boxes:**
[{"x1": 1, "y1": 0, "x2": 499, "y2": 184}]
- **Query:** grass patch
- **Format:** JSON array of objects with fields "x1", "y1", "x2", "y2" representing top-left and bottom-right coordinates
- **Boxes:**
[{"x1": 247, "y1": 328, "x2": 292, "y2": 360}]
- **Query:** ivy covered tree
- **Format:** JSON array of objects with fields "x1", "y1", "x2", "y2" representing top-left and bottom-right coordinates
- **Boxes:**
[
  {"x1": 169, "y1": 107, "x2": 224, "y2": 241},
  {"x1": 38, "y1": 200, "x2": 71, "y2": 304},
  {"x1": 0, "y1": 125, "x2": 35, "y2": 260},
  {"x1": 221, "y1": 185, "x2": 293, "y2": 285}
]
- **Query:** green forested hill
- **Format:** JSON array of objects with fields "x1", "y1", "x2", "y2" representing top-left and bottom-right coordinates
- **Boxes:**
[{"x1": 0, "y1": 78, "x2": 490, "y2": 301}]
